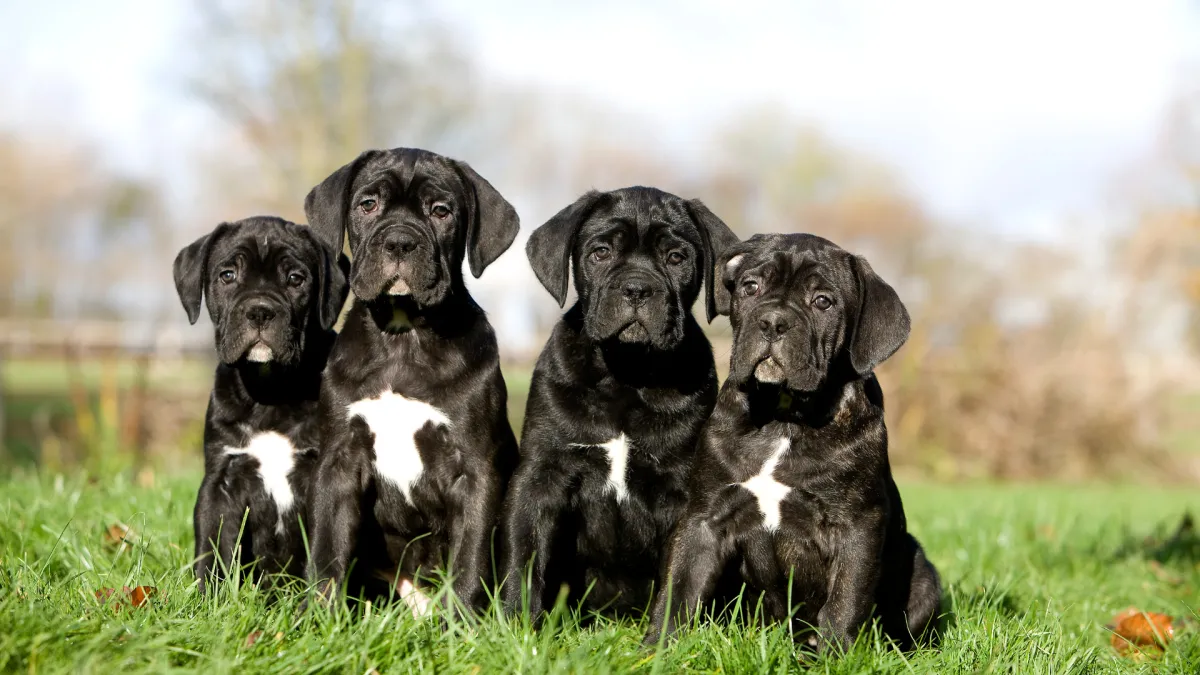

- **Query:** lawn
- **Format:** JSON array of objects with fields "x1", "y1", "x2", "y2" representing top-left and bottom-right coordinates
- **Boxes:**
[{"x1": 2, "y1": 474, "x2": 1199, "y2": 674}]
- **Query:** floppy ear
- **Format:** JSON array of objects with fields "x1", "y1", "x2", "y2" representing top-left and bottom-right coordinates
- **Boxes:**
[
  {"x1": 454, "y1": 160, "x2": 520, "y2": 278},
  {"x1": 685, "y1": 200, "x2": 741, "y2": 322},
  {"x1": 173, "y1": 233, "x2": 210, "y2": 325},
  {"x1": 526, "y1": 191, "x2": 602, "y2": 307},
  {"x1": 848, "y1": 255, "x2": 911, "y2": 375},
  {"x1": 304, "y1": 150, "x2": 378, "y2": 255},
  {"x1": 172, "y1": 225, "x2": 228, "y2": 325},
  {"x1": 712, "y1": 245, "x2": 748, "y2": 318},
  {"x1": 298, "y1": 226, "x2": 351, "y2": 331}
]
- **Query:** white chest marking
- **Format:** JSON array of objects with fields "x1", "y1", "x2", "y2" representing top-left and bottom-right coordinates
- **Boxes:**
[
  {"x1": 347, "y1": 391, "x2": 451, "y2": 502},
  {"x1": 740, "y1": 437, "x2": 792, "y2": 531},
  {"x1": 573, "y1": 434, "x2": 631, "y2": 502},
  {"x1": 224, "y1": 431, "x2": 298, "y2": 535}
]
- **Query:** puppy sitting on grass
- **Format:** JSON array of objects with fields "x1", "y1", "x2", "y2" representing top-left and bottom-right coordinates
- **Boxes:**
[
  {"x1": 645, "y1": 233, "x2": 942, "y2": 653},
  {"x1": 174, "y1": 216, "x2": 348, "y2": 591}
]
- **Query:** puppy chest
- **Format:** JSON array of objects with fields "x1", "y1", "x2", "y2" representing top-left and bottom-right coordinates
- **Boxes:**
[
  {"x1": 346, "y1": 391, "x2": 453, "y2": 502},
  {"x1": 223, "y1": 431, "x2": 302, "y2": 534},
  {"x1": 570, "y1": 433, "x2": 636, "y2": 503},
  {"x1": 736, "y1": 438, "x2": 794, "y2": 531}
]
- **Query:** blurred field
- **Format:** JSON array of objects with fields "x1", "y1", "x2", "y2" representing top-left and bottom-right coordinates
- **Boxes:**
[
  {"x1": 5, "y1": 355, "x2": 1197, "y2": 483},
  {"x1": 2, "y1": 473, "x2": 1199, "y2": 673}
]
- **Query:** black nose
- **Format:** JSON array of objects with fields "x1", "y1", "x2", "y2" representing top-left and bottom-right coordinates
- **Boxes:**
[
  {"x1": 622, "y1": 280, "x2": 653, "y2": 306},
  {"x1": 758, "y1": 310, "x2": 792, "y2": 341},
  {"x1": 246, "y1": 303, "x2": 276, "y2": 328},
  {"x1": 382, "y1": 230, "x2": 419, "y2": 257}
]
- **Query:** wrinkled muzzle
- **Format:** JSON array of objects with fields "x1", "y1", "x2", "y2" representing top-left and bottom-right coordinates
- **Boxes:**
[
  {"x1": 216, "y1": 295, "x2": 302, "y2": 366},
  {"x1": 584, "y1": 269, "x2": 684, "y2": 350},
  {"x1": 732, "y1": 305, "x2": 826, "y2": 392},
  {"x1": 350, "y1": 224, "x2": 446, "y2": 306}
]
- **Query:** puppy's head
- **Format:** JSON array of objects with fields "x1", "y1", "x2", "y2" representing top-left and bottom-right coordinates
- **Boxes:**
[
  {"x1": 716, "y1": 234, "x2": 910, "y2": 391},
  {"x1": 173, "y1": 217, "x2": 349, "y2": 366},
  {"x1": 303, "y1": 148, "x2": 519, "y2": 308},
  {"x1": 526, "y1": 187, "x2": 739, "y2": 350}
]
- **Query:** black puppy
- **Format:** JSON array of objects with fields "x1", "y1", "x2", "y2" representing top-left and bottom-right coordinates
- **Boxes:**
[
  {"x1": 501, "y1": 187, "x2": 740, "y2": 619},
  {"x1": 645, "y1": 233, "x2": 942, "y2": 652},
  {"x1": 174, "y1": 216, "x2": 348, "y2": 591},
  {"x1": 304, "y1": 148, "x2": 520, "y2": 614}
]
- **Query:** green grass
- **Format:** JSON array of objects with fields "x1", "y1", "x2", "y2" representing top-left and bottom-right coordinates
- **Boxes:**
[
  {"x1": 1, "y1": 359, "x2": 213, "y2": 395},
  {"x1": 3, "y1": 475, "x2": 1200, "y2": 674}
]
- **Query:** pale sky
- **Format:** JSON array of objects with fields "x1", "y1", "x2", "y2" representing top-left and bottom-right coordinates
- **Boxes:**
[
  {"x1": 3, "y1": 0, "x2": 1198, "y2": 346},
  {"x1": 4, "y1": 0, "x2": 1198, "y2": 237}
]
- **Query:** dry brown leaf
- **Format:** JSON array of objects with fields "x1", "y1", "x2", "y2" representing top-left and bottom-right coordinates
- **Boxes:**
[
  {"x1": 93, "y1": 585, "x2": 159, "y2": 612},
  {"x1": 103, "y1": 523, "x2": 134, "y2": 549},
  {"x1": 245, "y1": 631, "x2": 263, "y2": 648},
  {"x1": 127, "y1": 585, "x2": 157, "y2": 608},
  {"x1": 1108, "y1": 607, "x2": 1176, "y2": 658}
]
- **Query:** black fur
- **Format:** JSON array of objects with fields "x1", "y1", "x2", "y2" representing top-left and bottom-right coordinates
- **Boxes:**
[
  {"x1": 645, "y1": 233, "x2": 941, "y2": 653},
  {"x1": 175, "y1": 216, "x2": 348, "y2": 591},
  {"x1": 501, "y1": 187, "x2": 740, "y2": 619},
  {"x1": 303, "y1": 148, "x2": 519, "y2": 613}
]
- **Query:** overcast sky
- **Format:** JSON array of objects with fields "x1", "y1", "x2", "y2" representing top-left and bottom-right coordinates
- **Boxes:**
[{"x1": 4, "y1": 0, "x2": 1199, "y2": 240}]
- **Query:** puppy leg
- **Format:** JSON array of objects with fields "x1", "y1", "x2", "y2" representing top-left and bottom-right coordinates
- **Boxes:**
[
  {"x1": 447, "y1": 463, "x2": 501, "y2": 614},
  {"x1": 500, "y1": 459, "x2": 572, "y2": 619},
  {"x1": 193, "y1": 475, "x2": 246, "y2": 592},
  {"x1": 645, "y1": 518, "x2": 730, "y2": 646},
  {"x1": 904, "y1": 541, "x2": 942, "y2": 646},
  {"x1": 738, "y1": 530, "x2": 789, "y2": 624},
  {"x1": 817, "y1": 515, "x2": 885, "y2": 654},
  {"x1": 306, "y1": 451, "x2": 365, "y2": 602}
]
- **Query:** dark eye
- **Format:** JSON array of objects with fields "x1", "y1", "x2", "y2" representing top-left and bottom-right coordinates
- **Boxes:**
[
  {"x1": 812, "y1": 294, "x2": 833, "y2": 310},
  {"x1": 591, "y1": 246, "x2": 611, "y2": 262},
  {"x1": 219, "y1": 270, "x2": 237, "y2": 283},
  {"x1": 359, "y1": 198, "x2": 378, "y2": 214},
  {"x1": 667, "y1": 251, "x2": 685, "y2": 265},
  {"x1": 431, "y1": 203, "x2": 451, "y2": 218},
  {"x1": 287, "y1": 272, "x2": 305, "y2": 287},
  {"x1": 741, "y1": 279, "x2": 759, "y2": 297}
]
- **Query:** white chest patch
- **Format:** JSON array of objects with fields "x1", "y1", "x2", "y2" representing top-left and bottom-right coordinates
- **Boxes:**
[
  {"x1": 574, "y1": 434, "x2": 631, "y2": 502},
  {"x1": 347, "y1": 391, "x2": 451, "y2": 502},
  {"x1": 224, "y1": 431, "x2": 298, "y2": 535},
  {"x1": 739, "y1": 437, "x2": 792, "y2": 531}
]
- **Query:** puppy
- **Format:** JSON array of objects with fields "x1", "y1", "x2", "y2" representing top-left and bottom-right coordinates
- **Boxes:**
[
  {"x1": 304, "y1": 148, "x2": 520, "y2": 613},
  {"x1": 501, "y1": 187, "x2": 740, "y2": 619},
  {"x1": 174, "y1": 216, "x2": 349, "y2": 591},
  {"x1": 645, "y1": 233, "x2": 942, "y2": 652}
]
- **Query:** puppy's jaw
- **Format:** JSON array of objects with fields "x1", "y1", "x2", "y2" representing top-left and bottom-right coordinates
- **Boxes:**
[
  {"x1": 754, "y1": 357, "x2": 786, "y2": 384},
  {"x1": 247, "y1": 343, "x2": 274, "y2": 363},
  {"x1": 585, "y1": 294, "x2": 685, "y2": 350},
  {"x1": 217, "y1": 320, "x2": 303, "y2": 367},
  {"x1": 387, "y1": 278, "x2": 411, "y2": 296}
]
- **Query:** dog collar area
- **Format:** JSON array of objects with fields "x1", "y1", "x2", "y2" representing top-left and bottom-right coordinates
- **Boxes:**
[{"x1": 386, "y1": 306, "x2": 414, "y2": 333}]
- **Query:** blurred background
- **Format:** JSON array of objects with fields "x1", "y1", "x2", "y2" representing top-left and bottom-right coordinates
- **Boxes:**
[{"x1": 2, "y1": 0, "x2": 1199, "y2": 483}]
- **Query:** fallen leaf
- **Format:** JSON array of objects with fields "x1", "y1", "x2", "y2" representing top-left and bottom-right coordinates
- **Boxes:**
[
  {"x1": 245, "y1": 631, "x2": 263, "y2": 648},
  {"x1": 1108, "y1": 607, "x2": 1176, "y2": 658},
  {"x1": 93, "y1": 585, "x2": 158, "y2": 612},
  {"x1": 103, "y1": 523, "x2": 134, "y2": 549},
  {"x1": 127, "y1": 585, "x2": 157, "y2": 608}
]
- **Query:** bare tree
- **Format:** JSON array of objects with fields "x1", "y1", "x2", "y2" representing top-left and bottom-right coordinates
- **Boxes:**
[{"x1": 185, "y1": 0, "x2": 479, "y2": 220}]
